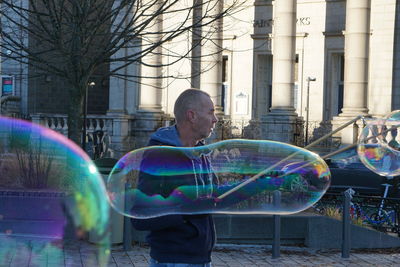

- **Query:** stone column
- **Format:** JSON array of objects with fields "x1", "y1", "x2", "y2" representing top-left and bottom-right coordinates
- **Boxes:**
[
  {"x1": 138, "y1": 0, "x2": 163, "y2": 113},
  {"x1": 199, "y1": 0, "x2": 223, "y2": 115},
  {"x1": 260, "y1": 0, "x2": 302, "y2": 144},
  {"x1": 191, "y1": 1, "x2": 202, "y2": 89},
  {"x1": 342, "y1": 0, "x2": 370, "y2": 116},
  {"x1": 132, "y1": 0, "x2": 165, "y2": 148},
  {"x1": 332, "y1": 0, "x2": 371, "y2": 145},
  {"x1": 252, "y1": 0, "x2": 273, "y2": 119},
  {"x1": 107, "y1": 4, "x2": 139, "y2": 157},
  {"x1": 270, "y1": 0, "x2": 296, "y2": 114},
  {"x1": 107, "y1": 59, "x2": 137, "y2": 157},
  {"x1": 195, "y1": 0, "x2": 226, "y2": 142}
]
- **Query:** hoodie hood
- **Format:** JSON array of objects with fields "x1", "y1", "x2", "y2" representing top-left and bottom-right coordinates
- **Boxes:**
[
  {"x1": 149, "y1": 125, "x2": 205, "y2": 148},
  {"x1": 149, "y1": 125, "x2": 183, "y2": 147},
  {"x1": 149, "y1": 125, "x2": 209, "y2": 162}
]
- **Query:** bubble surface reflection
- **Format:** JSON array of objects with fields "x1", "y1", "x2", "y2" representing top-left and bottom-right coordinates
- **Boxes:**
[
  {"x1": 358, "y1": 114, "x2": 400, "y2": 177},
  {"x1": 0, "y1": 117, "x2": 110, "y2": 266},
  {"x1": 107, "y1": 139, "x2": 331, "y2": 218}
]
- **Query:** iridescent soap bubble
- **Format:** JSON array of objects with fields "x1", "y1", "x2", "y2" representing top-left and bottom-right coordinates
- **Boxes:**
[
  {"x1": 0, "y1": 117, "x2": 110, "y2": 266},
  {"x1": 358, "y1": 116, "x2": 400, "y2": 177},
  {"x1": 385, "y1": 109, "x2": 400, "y2": 122},
  {"x1": 107, "y1": 139, "x2": 331, "y2": 218},
  {"x1": 384, "y1": 110, "x2": 400, "y2": 150}
]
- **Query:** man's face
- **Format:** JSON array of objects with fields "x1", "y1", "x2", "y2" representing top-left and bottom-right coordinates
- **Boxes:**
[{"x1": 193, "y1": 95, "x2": 218, "y2": 140}]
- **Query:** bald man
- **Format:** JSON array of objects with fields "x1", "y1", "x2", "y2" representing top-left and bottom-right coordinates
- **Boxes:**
[{"x1": 132, "y1": 88, "x2": 218, "y2": 267}]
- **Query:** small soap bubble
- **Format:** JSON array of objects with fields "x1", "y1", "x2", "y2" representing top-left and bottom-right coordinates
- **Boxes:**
[
  {"x1": 107, "y1": 139, "x2": 331, "y2": 218},
  {"x1": 385, "y1": 109, "x2": 400, "y2": 122},
  {"x1": 384, "y1": 110, "x2": 400, "y2": 150},
  {"x1": 0, "y1": 117, "x2": 110, "y2": 266},
  {"x1": 358, "y1": 116, "x2": 400, "y2": 177}
]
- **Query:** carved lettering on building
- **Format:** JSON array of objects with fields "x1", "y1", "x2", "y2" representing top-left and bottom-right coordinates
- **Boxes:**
[
  {"x1": 253, "y1": 19, "x2": 273, "y2": 28},
  {"x1": 297, "y1": 17, "x2": 311, "y2": 26},
  {"x1": 253, "y1": 17, "x2": 311, "y2": 28}
]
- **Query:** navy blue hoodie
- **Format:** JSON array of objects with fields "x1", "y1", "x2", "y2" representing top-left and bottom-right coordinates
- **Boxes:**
[{"x1": 131, "y1": 125, "x2": 216, "y2": 264}]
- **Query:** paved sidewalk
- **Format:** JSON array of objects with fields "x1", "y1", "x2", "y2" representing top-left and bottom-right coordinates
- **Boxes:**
[
  {"x1": 2, "y1": 237, "x2": 400, "y2": 266},
  {"x1": 109, "y1": 244, "x2": 400, "y2": 267}
]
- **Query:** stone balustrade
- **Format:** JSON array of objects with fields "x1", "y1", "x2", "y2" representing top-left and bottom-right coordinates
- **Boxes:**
[{"x1": 30, "y1": 114, "x2": 113, "y2": 137}]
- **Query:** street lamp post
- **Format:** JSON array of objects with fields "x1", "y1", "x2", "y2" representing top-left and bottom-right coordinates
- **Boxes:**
[
  {"x1": 82, "y1": 81, "x2": 95, "y2": 151},
  {"x1": 305, "y1": 77, "x2": 316, "y2": 146}
]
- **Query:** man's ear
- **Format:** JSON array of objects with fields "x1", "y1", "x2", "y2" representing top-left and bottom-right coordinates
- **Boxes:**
[{"x1": 187, "y1": 109, "x2": 196, "y2": 123}]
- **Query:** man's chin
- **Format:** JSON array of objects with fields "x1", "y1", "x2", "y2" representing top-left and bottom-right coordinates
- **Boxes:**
[{"x1": 206, "y1": 130, "x2": 214, "y2": 139}]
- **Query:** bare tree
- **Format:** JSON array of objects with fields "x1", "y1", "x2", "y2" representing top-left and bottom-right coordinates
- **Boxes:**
[{"x1": 0, "y1": 0, "x2": 241, "y2": 145}]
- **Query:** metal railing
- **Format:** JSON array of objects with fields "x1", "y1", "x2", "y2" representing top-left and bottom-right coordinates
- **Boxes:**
[{"x1": 213, "y1": 118, "x2": 341, "y2": 151}]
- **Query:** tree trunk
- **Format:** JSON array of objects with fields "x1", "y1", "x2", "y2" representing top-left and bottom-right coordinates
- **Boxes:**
[{"x1": 67, "y1": 84, "x2": 85, "y2": 147}]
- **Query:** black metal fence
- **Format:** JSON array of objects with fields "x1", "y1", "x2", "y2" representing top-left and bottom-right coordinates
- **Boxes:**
[
  {"x1": 315, "y1": 192, "x2": 400, "y2": 237},
  {"x1": 213, "y1": 118, "x2": 341, "y2": 150}
]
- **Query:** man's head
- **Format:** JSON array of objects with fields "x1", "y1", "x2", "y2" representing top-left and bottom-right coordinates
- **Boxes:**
[{"x1": 174, "y1": 88, "x2": 218, "y2": 144}]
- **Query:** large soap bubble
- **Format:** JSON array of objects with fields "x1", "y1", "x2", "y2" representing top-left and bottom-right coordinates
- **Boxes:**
[
  {"x1": 0, "y1": 117, "x2": 110, "y2": 266},
  {"x1": 358, "y1": 114, "x2": 400, "y2": 177},
  {"x1": 107, "y1": 139, "x2": 331, "y2": 218}
]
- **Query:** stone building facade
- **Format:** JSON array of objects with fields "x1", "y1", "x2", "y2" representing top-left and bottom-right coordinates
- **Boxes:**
[{"x1": 1, "y1": 0, "x2": 399, "y2": 158}]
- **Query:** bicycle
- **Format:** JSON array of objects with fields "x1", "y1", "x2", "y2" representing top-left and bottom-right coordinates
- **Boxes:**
[
  {"x1": 349, "y1": 181, "x2": 400, "y2": 236},
  {"x1": 313, "y1": 182, "x2": 400, "y2": 236}
]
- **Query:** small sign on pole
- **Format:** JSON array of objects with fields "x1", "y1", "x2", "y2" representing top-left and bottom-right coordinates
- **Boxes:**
[
  {"x1": 234, "y1": 92, "x2": 249, "y2": 115},
  {"x1": 1, "y1": 76, "x2": 14, "y2": 96}
]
